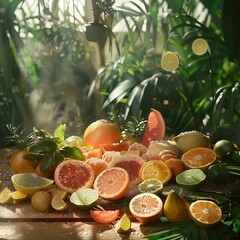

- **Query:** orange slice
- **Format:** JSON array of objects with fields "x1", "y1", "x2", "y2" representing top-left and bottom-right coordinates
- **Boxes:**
[
  {"x1": 189, "y1": 200, "x2": 222, "y2": 227},
  {"x1": 181, "y1": 147, "x2": 216, "y2": 169},
  {"x1": 139, "y1": 160, "x2": 172, "y2": 184},
  {"x1": 129, "y1": 192, "x2": 163, "y2": 223}
]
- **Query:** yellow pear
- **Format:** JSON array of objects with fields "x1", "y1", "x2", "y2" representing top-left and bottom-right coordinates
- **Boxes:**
[{"x1": 163, "y1": 190, "x2": 190, "y2": 222}]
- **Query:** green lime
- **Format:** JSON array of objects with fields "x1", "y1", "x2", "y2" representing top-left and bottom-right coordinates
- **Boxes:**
[
  {"x1": 115, "y1": 213, "x2": 131, "y2": 233},
  {"x1": 70, "y1": 188, "x2": 99, "y2": 209},
  {"x1": 176, "y1": 169, "x2": 206, "y2": 191},
  {"x1": 213, "y1": 140, "x2": 235, "y2": 159},
  {"x1": 207, "y1": 164, "x2": 230, "y2": 183},
  {"x1": 138, "y1": 178, "x2": 163, "y2": 195}
]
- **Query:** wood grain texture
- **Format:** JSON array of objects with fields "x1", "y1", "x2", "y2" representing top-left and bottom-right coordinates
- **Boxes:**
[{"x1": 0, "y1": 149, "x2": 161, "y2": 239}]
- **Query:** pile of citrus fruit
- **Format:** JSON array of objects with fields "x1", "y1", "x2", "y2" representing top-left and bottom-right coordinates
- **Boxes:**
[{"x1": 1, "y1": 108, "x2": 239, "y2": 236}]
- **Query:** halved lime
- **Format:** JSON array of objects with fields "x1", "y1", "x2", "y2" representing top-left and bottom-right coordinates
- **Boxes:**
[
  {"x1": 176, "y1": 169, "x2": 206, "y2": 191},
  {"x1": 138, "y1": 178, "x2": 163, "y2": 195},
  {"x1": 11, "y1": 173, "x2": 54, "y2": 195},
  {"x1": 192, "y1": 38, "x2": 208, "y2": 56},
  {"x1": 115, "y1": 213, "x2": 131, "y2": 233},
  {"x1": 70, "y1": 188, "x2": 99, "y2": 209},
  {"x1": 161, "y1": 52, "x2": 180, "y2": 71}
]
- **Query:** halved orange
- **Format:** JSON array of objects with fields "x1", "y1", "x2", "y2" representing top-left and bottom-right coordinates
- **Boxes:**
[
  {"x1": 189, "y1": 200, "x2": 222, "y2": 227},
  {"x1": 129, "y1": 192, "x2": 163, "y2": 223},
  {"x1": 181, "y1": 147, "x2": 216, "y2": 169},
  {"x1": 139, "y1": 160, "x2": 172, "y2": 185},
  {"x1": 93, "y1": 167, "x2": 129, "y2": 200}
]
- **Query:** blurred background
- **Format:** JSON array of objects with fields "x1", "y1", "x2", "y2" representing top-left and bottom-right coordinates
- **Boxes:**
[{"x1": 0, "y1": 0, "x2": 240, "y2": 146}]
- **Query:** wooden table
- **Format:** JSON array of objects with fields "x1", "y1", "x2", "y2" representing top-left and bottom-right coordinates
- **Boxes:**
[{"x1": 0, "y1": 149, "x2": 161, "y2": 240}]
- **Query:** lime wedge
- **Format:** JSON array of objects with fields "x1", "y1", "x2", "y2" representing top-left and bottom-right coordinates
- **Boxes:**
[
  {"x1": 176, "y1": 169, "x2": 206, "y2": 191},
  {"x1": 0, "y1": 187, "x2": 12, "y2": 203},
  {"x1": 70, "y1": 188, "x2": 99, "y2": 209},
  {"x1": 51, "y1": 192, "x2": 68, "y2": 211},
  {"x1": 115, "y1": 213, "x2": 131, "y2": 233},
  {"x1": 11, "y1": 173, "x2": 54, "y2": 195},
  {"x1": 138, "y1": 178, "x2": 163, "y2": 195}
]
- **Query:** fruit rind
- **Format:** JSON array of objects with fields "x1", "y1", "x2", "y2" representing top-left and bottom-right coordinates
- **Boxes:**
[
  {"x1": 129, "y1": 192, "x2": 163, "y2": 223},
  {"x1": 189, "y1": 200, "x2": 222, "y2": 227}
]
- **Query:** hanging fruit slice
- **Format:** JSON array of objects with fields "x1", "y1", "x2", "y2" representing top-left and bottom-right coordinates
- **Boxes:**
[{"x1": 90, "y1": 209, "x2": 120, "y2": 224}]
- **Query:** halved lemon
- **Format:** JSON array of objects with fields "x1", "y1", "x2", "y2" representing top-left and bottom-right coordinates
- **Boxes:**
[{"x1": 11, "y1": 173, "x2": 54, "y2": 195}]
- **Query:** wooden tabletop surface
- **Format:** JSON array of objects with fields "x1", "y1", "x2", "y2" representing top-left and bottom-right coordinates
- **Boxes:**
[{"x1": 0, "y1": 149, "x2": 161, "y2": 240}]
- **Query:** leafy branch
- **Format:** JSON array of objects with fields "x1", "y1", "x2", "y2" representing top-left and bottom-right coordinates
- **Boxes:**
[{"x1": 6, "y1": 123, "x2": 83, "y2": 173}]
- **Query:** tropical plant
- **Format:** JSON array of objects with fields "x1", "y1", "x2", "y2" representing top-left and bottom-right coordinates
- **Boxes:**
[{"x1": 90, "y1": 0, "x2": 240, "y2": 143}]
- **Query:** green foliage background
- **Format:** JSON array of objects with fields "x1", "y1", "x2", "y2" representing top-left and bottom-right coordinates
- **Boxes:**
[{"x1": 0, "y1": 0, "x2": 240, "y2": 146}]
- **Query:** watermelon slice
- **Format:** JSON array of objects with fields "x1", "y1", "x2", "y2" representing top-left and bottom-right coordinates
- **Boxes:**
[{"x1": 141, "y1": 109, "x2": 165, "y2": 147}]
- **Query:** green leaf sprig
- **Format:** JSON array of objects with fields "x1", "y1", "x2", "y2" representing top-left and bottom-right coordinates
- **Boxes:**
[{"x1": 8, "y1": 124, "x2": 83, "y2": 174}]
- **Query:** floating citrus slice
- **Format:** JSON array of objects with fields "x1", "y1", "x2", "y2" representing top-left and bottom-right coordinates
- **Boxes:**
[
  {"x1": 54, "y1": 159, "x2": 95, "y2": 193},
  {"x1": 11, "y1": 173, "x2": 54, "y2": 195},
  {"x1": 176, "y1": 169, "x2": 206, "y2": 191},
  {"x1": 181, "y1": 147, "x2": 216, "y2": 169},
  {"x1": 189, "y1": 200, "x2": 222, "y2": 227},
  {"x1": 139, "y1": 160, "x2": 172, "y2": 185},
  {"x1": 129, "y1": 192, "x2": 163, "y2": 223},
  {"x1": 70, "y1": 188, "x2": 99, "y2": 209},
  {"x1": 94, "y1": 167, "x2": 129, "y2": 200},
  {"x1": 90, "y1": 209, "x2": 120, "y2": 224},
  {"x1": 192, "y1": 38, "x2": 208, "y2": 56},
  {"x1": 0, "y1": 187, "x2": 12, "y2": 203},
  {"x1": 161, "y1": 52, "x2": 180, "y2": 71},
  {"x1": 115, "y1": 213, "x2": 131, "y2": 233},
  {"x1": 138, "y1": 178, "x2": 163, "y2": 195}
]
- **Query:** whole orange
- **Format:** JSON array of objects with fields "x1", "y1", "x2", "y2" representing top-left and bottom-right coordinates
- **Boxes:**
[
  {"x1": 10, "y1": 150, "x2": 38, "y2": 173},
  {"x1": 83, "y1": 119, "x2": 122, "y2": 149}
]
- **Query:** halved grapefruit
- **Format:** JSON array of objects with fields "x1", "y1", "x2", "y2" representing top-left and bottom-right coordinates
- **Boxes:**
[
  {"x1": 54, "y1": 159, "x2": 95, "y2": 193},
  {"x1": 142, "y1": 109, "x2": 165, "y2": 147},
  {"x1": 108, "y1": 154, "x2": 146, "y2": 184},
  {"x1": 93, "y1": 167, "x2": 129, "y2": 200}
]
